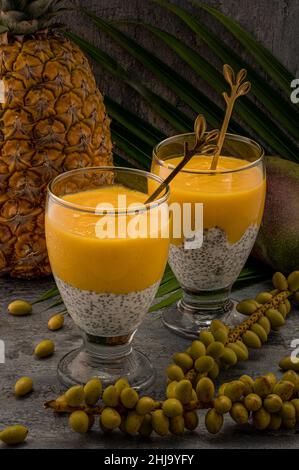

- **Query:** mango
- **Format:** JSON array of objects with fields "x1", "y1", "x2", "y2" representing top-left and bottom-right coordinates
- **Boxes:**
[{"x1": 253, "y1": 157, "x2": 299, "y2": 273}]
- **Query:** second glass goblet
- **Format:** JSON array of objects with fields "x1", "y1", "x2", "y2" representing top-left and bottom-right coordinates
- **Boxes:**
[{"x1": 152, "y1": 133, "x2": 266, "y2": 339}]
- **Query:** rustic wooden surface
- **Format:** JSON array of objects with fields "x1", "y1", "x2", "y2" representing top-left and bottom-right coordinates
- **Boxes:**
[
  {"x1": 0, "y1": 276, "x2": 299, "y2": 449},
  {"x1": 64, "y1": 0, "x2": 299, "y2": 136}
]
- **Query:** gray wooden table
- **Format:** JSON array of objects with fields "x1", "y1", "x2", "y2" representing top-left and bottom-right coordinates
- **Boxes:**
[{"x1": 0, "y1": 276, "x2": 298, "y2": 449}]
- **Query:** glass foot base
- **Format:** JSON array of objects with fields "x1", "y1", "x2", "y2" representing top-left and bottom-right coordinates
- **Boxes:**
[
  {"x1": 57, "y1": 345, "x2": 156, "y2": 391},
  {"x1": 162, "y1": 298, "x2": 244, "y2": 339}
]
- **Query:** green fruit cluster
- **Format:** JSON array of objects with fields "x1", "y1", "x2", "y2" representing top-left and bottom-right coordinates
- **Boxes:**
[
  {"x1": 205, "y1": 370, "x2": 299, "y2": 434},
  {"x1": 41, "y1": 270, "x2": 299, "y2": 443},
  {"x1": 61, "y1": 376, "x2": 199, "y2": 437}
]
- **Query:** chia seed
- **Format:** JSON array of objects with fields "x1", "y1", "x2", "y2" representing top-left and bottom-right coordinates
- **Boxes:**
[
  {"x1": 54, "y1": 276, "x2": 160, "y2": 337},
  {"x1": 169, "y1": 225, "x2": 259, "y2": 291}
]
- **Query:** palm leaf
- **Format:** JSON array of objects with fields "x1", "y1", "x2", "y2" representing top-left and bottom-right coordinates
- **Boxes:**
[
  {"x1": 128, "y1": 18, "x2": 299, "y2": 150},
  {"x1": 156, "y1": 277, "x2": 180, "y2": 297},
  {"x1": 105, "y1": 96, "x2": 165, "y2": 147},
  {"x1": 113, "y1": 152, "x2": 135, "y2": 168},
  {"x1": 111, "y1": 122, "x2": 152, "y2": 169},
  {"x1": 197, "y1": 2, "x2": 295, "y2": 96},
  {"x1": 153, "y1": 0, "x2": 299, "y2": 156},
  {"x1": 83, "y1": 9, "x2": 243, "y2": 133},
  {"x1": 66, "y1": 31, "x2": 194, "y2": 133},
  {"x1": 32, "y1": 287, "x2": 59, "y2": 304},
  {"x1": 149, "y1": 289, "x2": 183, "y2": 312}
]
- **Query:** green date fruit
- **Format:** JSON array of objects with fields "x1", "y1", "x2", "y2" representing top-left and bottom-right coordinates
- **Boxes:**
[
  {"x1": 34, "y1": 339, "x2": 55, "y2": 358},
  {"x1": 8, "y1": 300, "x2": 32, "y2": 316},
  {"x1": 257, "y1": 316, "x2": 271, "y2": 335},
  {"x1": 230, "y1": 402, "x2": 249, "y2": 424},
  {"x1": 272, "y1": 272, "x2": 288, "y2": 291},
  {"x1": 170, "y1": 416, "x2": 185, "y2": 435},
  {"x1": 194, "y1": 355, "x2": 215, "y2": 373},
  {"x1": 279, "y1": 356, "x2": 299, "y2": 372},
  {"x1": 0, "y1": 425, "x2": 28, "y2": 445},
  {"x1": 250, "y1": 323, "x2": 268, "y2": 343},
  {"x1": 255, "y1": 292, "x2": 272, "y2": 304},
  {"x1": 65, "y1": 385, "x2": 85, "y2": 407},
  {"x1": 152, "y1": 410, "x2": 169, "y2": 436},
  {"x1": 114, "y1": 378, "x2": 130, "y2": 395},
  {"x1": 205, "y1": 409, "x2": 223, "y2": 434},
  {"x1": 190, "y1": 340, "x2": 206, "y2": 359},
  {"x1": 166, "y1": 364, "x2": 184, "y2": 381},
  {"x1": 242, "y1": 331, "x2": 262, "y2": 349},
  {"x1": 220, "y1": 348, "x2": 238, "y2": 366},
  {"x1": 183, "y1": 411, "x2": 199, "y2": 431},
  {"x1": 268, "y1": 413, "x2": 282, "y2": 431},
  {"x1": 208, "y1": 361, "x2": 220, "y2": 380},
  {"x1": 199, "y1": 330, "x2": 215, "y2": 347},
  {"x1": 213, "y1": 329, "x2": 228, "y2": 344},
  {"x1": 213, "y1": 395, "x2": 232, "y2": 414},
  {"x1": 136, "y1": 397, "x2": 155, "y2": 415},
  {"x1": 264, "y1": 394, "x2": 283, "y2": 413},
  {"x1": 252, "y1": 407, "x2": 271, "y2": 430},
  {"x1": 223, "y1": 381, "x2": 245, "y2": 402},
  {"x1": 206, "y1": 341, "x2": 225, "y2": 359},
  {"x1": 14, "y1": 377, "x2": 33, "y2": 397},
  {"x1": 273, "y1": 380, "x2": 295, "y2": 401},
  {"x1": 103, "y1": 385, "x2": 119, "y2": 407},
  {"x1": 120, "y1": 387, "x2": 139, "y2": 409},
  {"x1": 244, "y1": 393, "x2": 262, "y2": 412},
  {"x1": 174, "y1": 380, "x2": 193, "y2": 404},
  {"x1": 236, "y1": 299, "x2": 259, "y2": 315},
  {"x1": 173, "y1": 352, "x2": 193, "y2": 371},
  {"x1": 196, "y1": 377, "x2": 215, "y2": 403},
  {"x1": 125, "y1": 411, "x2": 143, "y2": 435},
  {"x1": 138, "y1": 413, "x2": 153, "y2": 437},
  {"x1": 84, "y1": 378, "x2": 102, "y2": 405},
  {"x1": 253, "y1": 376, "x2": 273, "y2": 397},
  {"x1": 69, "y1": 411, "x2": 89, "y2": 434},
  {"x1": 287, "y1": 271, "x2": 299, "y2": 292},
  {"x1": 239, "y1": 375, "x2": 254, "y2": 395},
  {"x1": 226, "y1": 342, "x2": 248, "y2": 361},
  {"x1": 48, "y1": 313, "x2": 64, "y2": 331},
  {"x1": 265, "y1": 308, "x2": 285, "y2": 328},
  {"x1": 162, "y1": 398, "x2": 183, "y2": 418},
  {"x1": 280, "y1": 402, "x2": 296, "y2": 420},
  {"x1": 166, "y1": 381, "x2": 178, "y2": 399},
  {"x1": 100, "y1": 407, "x2": 121, "y2": 430}
]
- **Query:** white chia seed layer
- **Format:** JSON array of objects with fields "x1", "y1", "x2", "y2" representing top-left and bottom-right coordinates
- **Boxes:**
[
  {"x1": 54, "y1": 277, "x2": 160, "y2": 337},
  {"x1": 169, "y1": 225, "x2": 259, "y2": 291}
]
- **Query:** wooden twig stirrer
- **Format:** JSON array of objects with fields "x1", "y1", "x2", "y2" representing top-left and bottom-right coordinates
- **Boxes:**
[
  {"x1": 146, "y1": 115, "x2": 219, "y2": 203},
  {"x1": 210, "y1": 65, "x2": 251, "y2": 170}
]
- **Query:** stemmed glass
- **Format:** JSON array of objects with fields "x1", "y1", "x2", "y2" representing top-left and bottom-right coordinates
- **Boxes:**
[
  {"x1": 46, "y1": 167, "x2": 170, "y2": 389},
  {"x1": 152, "y1": 133, "x2": 265, "y2": 339}
]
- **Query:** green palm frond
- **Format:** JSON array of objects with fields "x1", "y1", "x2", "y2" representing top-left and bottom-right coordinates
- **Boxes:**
[
  {"x1": 196, "y1": 2, "x2": 295, "y2": 95},
  {"x1": 83, "y1": 9, "x2": 242, "y2": 133},
  {"x1": 66, "y1": 31, "x2": 194, "y2": 133},
  {"x1": 152, "y1": 0, "x2": 299, "y2": 152}
]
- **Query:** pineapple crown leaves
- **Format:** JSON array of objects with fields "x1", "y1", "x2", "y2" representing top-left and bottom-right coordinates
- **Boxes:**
[{"x1": 0, "y1": 0, "x2": 72, "y2": 34}]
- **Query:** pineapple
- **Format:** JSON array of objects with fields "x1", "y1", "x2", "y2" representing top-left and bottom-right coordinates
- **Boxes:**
[{"x1": 0, "y1": 0, "x2": 113, "y2": 278}]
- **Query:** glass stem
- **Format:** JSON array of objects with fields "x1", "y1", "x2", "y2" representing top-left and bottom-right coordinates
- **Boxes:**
[{"x1": 179, "y1": 286, "x2": 233, "y2": 314}]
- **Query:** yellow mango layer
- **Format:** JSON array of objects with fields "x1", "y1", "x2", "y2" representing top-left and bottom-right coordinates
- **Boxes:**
[
  {"x1": 152, "y1": 155, "x2": 265, "y2": 244},
  {"x1": 46, "y1": 185, "x2": 169, "y2": 294}
]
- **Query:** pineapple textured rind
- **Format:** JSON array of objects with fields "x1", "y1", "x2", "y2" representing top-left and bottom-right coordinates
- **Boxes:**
[{"x1": 0, "y1": 31, "x2": 113, "y2": 278}]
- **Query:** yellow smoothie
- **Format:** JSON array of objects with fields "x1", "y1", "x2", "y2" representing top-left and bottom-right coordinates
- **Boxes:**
[
  {"x1": 46, "y1": 185, "x2": 169, "y2": 294},
  {"x1": 152, "y1": 155, "x2": 265, "y2": 244}
]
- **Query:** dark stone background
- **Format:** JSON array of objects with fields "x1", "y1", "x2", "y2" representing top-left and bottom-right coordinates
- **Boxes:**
[{"x1": 64, "y1": 0, "x2": 299, "y2": 136}]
